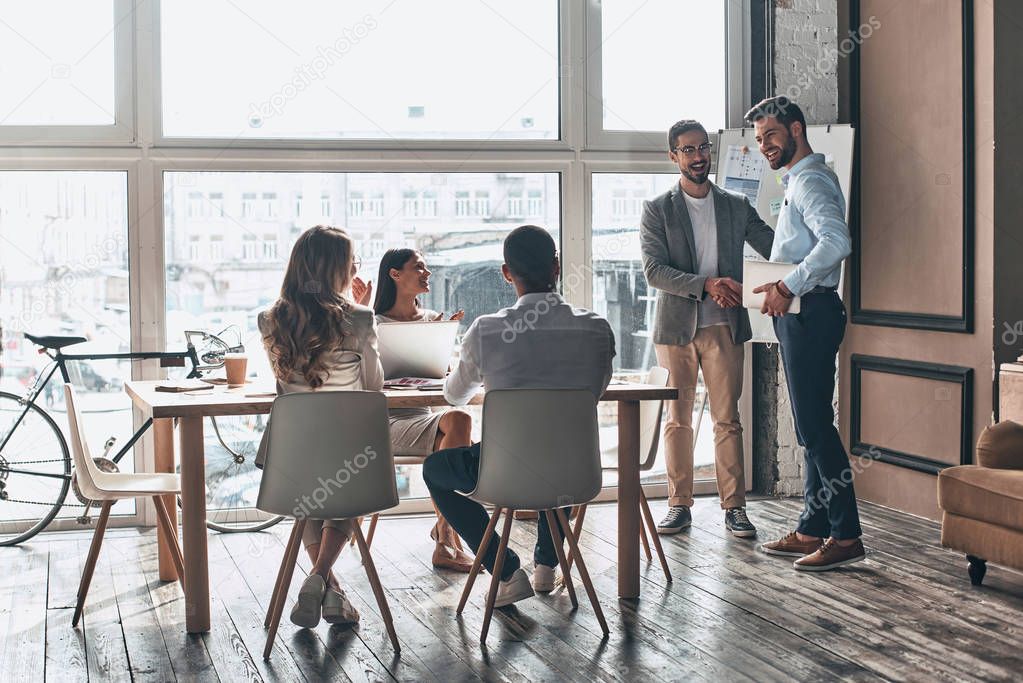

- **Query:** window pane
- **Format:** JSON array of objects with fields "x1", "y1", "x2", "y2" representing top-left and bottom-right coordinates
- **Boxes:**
[
  {"x1": 164, "y1": 171, "x2": 560, "y2": 503},
  {"x1": 591, "y1": 172, "x2": 717, "y2": 487},
  {"x1": 0, "y1": 171, "x2": 132, "y2": 533},
  {"x1": 0, "y1": 3, "x2": 116, "y2": 125},
  {"x1": 601, "y1": 0, "x2": 726, "y2": 132},
  {"x1": 161, "y1": 1, "x2": 559, "y2": 140}
]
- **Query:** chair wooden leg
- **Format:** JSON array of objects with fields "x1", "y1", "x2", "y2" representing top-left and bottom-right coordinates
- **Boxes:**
[
  {"x1": 640, "y1": 489, "x2": 672, "y2": 583},
  {"x1": 152, "y1": 496, "x2": 187, "y2": 593},
  {"x1": 556, "y1": 508, "x2": 608, "y2": 636},
  {"x1": 639, "y1": 511, "x2": 653, "y2": 561},
  {"x1": 480, "y1": 510, "x2": 515, "y2": 646},
  {"x1": 566, "y1": 503, "x2": 587, "y2": 571},
  {"x1": 457, "y1": 507, "x2": 503, "y2": 615},
  {"x1": 72, "y1": 500, "x2": 113, "y2": 627},
  {"x1": 264, "y1": 519, "x2": 306, "y2": 661},
  {"x1": 353, "y1": 523, "x2": 400, "y2": 653},
  {"x1": 365, "y1": 514, "x2": 379, "y2": 548},
  {"x1": 265, "y1": 523, "x2": 302, "y2": 628},
  {"x1": 544, "y1": 509, "x2": 577, "y2": 608}
]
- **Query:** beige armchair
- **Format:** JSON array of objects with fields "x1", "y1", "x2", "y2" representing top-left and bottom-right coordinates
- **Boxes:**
[{"x1": 937, "y1": 420, "x2": 1023, "y2": 585}]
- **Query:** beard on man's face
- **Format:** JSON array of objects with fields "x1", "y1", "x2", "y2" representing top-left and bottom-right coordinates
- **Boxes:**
[
  {"x1": 764, "y1": 133, "x2": 798, "y2": 170},
  {"x1": 680, "y1": 157, "x2": 710, "y2": 185}
]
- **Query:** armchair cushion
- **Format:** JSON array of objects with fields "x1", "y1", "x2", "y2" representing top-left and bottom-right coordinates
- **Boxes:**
[
  {"x1": 976, "y1": 420, "x2": 1023, "y2": 469},
  {"x1": 938, "y1": 465, "x2": 1023, "y2": 532}
]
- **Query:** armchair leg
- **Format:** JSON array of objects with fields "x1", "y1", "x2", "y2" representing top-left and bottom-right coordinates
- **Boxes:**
[
  {"x1": 967, "y1": 555, "x2": 987, "y2": 586},
  {"x1": 556, "y1": 508, "x2": 609, "y2": 637},
  {"x1": 264, "y1": 519, "x2": 306, "y2": 661},
  {"x1": 480, "y1": 510, "x2": 515, "y2": 645},
  {"x1": 72, "y1": 500, "x2": 113, "y2": 628},
  {"x1": 544, "y1": 509, "x2": 577, "y2": 608},
  {"x1": 457, "y1": 507, "x2": 503, "y2": 615},
  {"x1": 152, "y1": 496, "x2": 187, "y2": 593},
  {"x1": 640, "y1": 489, "x2": 672, "y2": 583},
  {"x1": 353, "y1": 523, "x2": 400, "y2": 653},
  {"x1": 366, "y1": 514, "x2": 379, "y2": 548},
  {"x1": 265, "y1": 523, "x2": 302, "y2": 628},
  {"x1": 639, "y1": 512, "x2": 653, "y2": 561},
  {"x1": 565, "y1": 503, "x2": 587, "y2": 571}
]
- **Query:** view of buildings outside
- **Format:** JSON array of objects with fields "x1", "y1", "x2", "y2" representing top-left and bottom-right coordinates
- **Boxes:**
[
  {"x1": 163, "y1": 171, "x2": 561, "y2": 507},
  {"x1": 0, "y1": 167, "x2": 720, "y2": 528},
  {"x1": 0, "y1": 171, "x2": 136, "y2": 528},
  {"x1": 591, "y1": 173, "x2": 717, "y2": 487}
]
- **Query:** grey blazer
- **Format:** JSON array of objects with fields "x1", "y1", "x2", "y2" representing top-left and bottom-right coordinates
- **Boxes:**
[{"x1": 640, "y1": 182, "x2": 774, "y2": 347}]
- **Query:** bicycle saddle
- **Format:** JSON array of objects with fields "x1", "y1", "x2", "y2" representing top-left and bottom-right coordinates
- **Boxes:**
[{"x1": 24, "y1": 333, "x2": 88, "y2": 350}]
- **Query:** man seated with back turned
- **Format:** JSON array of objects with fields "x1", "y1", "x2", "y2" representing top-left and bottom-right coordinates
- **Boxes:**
[{"x1": 423, "y1": 225, "x2": 616, "y2": 607}]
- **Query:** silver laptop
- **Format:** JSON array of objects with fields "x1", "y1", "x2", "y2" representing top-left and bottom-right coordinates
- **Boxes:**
[{"x1": 377, "y1": 320, "x2": 460, "y2": 379}]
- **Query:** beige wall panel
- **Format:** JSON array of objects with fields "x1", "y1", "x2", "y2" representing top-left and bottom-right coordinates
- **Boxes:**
[
  {"x1": 855, "y1": 461, "x2": 941, "y2": 521},
  {"x1": 859, "y1": 370, "x2": 963, "y2": 466},
  {"x1": 840, "y1": 0, "x2": 995, "y2": 518},
  {"x1": 858, "y1": 0, "x2": 964, "y2": 316}
]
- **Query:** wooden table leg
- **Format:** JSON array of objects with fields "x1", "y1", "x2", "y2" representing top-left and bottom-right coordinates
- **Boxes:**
[
  {"x1": 617, "y1": 400, "x2": 640, "y2": 600},
  {"x1": 178, "y1": 416, "x2": 210, "y2": 633},
  {"x1": 153, "y1": 418, "x2": 179, "y2": 583}
]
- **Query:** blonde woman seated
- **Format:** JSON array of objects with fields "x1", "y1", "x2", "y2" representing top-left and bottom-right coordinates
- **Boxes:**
[
  {"x1": 257, "y1": 225, "x2": 382, "y2": 629},
  {"x1": 370, "y1": 248, "x2": 475, "y2": 572}
]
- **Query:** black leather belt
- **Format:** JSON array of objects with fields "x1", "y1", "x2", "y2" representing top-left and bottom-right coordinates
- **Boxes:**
[{"x1": 805, "y1": 285, "x2": 838, "y2": 295}]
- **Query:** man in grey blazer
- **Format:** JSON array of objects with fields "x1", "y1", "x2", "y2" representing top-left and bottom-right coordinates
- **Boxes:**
[{"x1": 641, "y1": 119, "x2": 774, "y2": 537}]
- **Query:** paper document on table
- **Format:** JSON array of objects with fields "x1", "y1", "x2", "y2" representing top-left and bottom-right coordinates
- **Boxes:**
[{"x1": 721, "y1": 144, "x2": 767, "y2": 204}]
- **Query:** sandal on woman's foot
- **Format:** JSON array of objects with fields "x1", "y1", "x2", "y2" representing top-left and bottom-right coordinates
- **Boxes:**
[{"x1": 432, "y1": 543, "x2": 474, "y2": 572}]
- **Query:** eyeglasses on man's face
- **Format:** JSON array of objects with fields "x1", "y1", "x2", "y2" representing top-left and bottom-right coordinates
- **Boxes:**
[{"x1": 673, "y1": 142, "x2": 714, "y2": 157}]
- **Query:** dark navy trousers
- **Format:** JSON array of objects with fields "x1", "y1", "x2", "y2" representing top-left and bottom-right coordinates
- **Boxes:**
[{"x1": 773, "y1": 291, "x2": 862, "y2": 540}]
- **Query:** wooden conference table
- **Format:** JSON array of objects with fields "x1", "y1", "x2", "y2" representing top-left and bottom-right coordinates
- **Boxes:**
[{"x1": 125, "y1": 380, "x2": 677, "y2": 633}]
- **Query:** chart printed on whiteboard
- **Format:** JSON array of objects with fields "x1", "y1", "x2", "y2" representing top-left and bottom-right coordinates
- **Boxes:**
[{"x1": 721, "y1": 144, "x2": 767, "y2": 204}]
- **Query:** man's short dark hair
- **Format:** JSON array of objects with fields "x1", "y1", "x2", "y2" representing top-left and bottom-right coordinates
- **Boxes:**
[
  {"x1": 504, "y1": 225, "x2": 557, "y2": 289},
  {"x1": 744, "y1": 96, "x2": 807, "y2": 132},
  {"x1": 667, "y1": 119, "x2": 708, "y2": 152}
]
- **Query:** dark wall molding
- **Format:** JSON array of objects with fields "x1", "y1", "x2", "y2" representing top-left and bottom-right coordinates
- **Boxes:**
[
  {"x1": 850, "y1": 354, "x2": 974, "y2": 475},
  {"x1": 848, "y1": 0, "x2": 975, "y2": 333}
]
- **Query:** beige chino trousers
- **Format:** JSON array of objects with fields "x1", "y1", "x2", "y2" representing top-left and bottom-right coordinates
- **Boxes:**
[{"x1": 655, "y1": 324, "x2": 745, "y2": 509}]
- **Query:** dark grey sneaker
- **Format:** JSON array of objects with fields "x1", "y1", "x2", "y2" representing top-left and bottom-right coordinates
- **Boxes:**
[
  {"x1": 725, "y1": 507, "x2": 757, "y2": 538},
  {"x1": 656, "y1": 506, "x2": 691, "y2": 534}
]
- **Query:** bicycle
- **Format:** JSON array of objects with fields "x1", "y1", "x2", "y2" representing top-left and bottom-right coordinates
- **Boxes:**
[{"x1": 0, "y1": 330, "x2": 284, "y2": 546}]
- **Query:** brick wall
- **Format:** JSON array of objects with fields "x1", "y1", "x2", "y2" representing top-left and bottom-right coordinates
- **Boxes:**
[{"x1": 754, "y1": 0, "x2": 840, "y2": 496}]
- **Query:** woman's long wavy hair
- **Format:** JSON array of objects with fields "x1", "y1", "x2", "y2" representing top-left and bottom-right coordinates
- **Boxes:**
[
  {"x1": 262, "y1": 225, "x2": 356, "y2": 389},
  {"x1": 372, "y1": 247, "x2": 419, "y2": 315}
]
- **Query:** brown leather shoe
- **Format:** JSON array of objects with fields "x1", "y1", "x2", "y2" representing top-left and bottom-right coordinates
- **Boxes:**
[
  {"x1": 761, "y1": 531, "x2": 822, "y2": 557},
  {"x1": 793, "y1": 538, "x2": 866, "y2": 571}
]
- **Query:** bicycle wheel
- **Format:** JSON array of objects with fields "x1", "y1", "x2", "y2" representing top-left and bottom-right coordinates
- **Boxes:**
[
  {"x1": 0, "y1": 391, "x2": 71, "y2": 546},
  {"x1": 179, "y1": 415, "x2": 283, "y2": 533}
]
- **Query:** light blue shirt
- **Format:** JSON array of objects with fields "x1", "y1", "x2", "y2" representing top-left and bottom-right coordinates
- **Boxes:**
[{"x1": 770, "y1": 152, "x2": 851, "y2": 297}]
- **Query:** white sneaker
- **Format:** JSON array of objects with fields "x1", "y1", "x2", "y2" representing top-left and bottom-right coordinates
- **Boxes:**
[
  {"x1": 494, "y1": 568, "x2": 535, "y2": 608},
  {"x1": 290, "y1": 574, "x2": 326, "y2": 628},
  {"x1": 532, "y1": 563, "x2": 557, "y2": 593},
  {"x1": 322, "y1": 588, "x2": 360, "y2": 626}
]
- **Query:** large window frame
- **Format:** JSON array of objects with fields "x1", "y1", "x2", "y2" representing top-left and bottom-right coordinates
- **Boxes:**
[{"x1": 0, "y1": 0, "x2": 753, "y2": 525}]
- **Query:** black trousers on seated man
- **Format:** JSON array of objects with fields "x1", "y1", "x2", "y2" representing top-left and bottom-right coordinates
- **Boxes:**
[
  {"x1": 773, "y1": 291, "x2": 862, "y2": 540},
  {"x1": 424, "y1": 443, "x2": 569, "y2": 579}
]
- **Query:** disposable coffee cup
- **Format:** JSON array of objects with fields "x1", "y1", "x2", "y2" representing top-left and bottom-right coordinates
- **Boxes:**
[{"x1": 224, "y1": 352, "x2": 248, "y2": 385}]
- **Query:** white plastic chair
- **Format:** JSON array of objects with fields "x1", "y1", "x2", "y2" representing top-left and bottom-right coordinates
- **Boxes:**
[
  {"x1": 570, "y1": 366, "x2": 672, "y2": 582},
  {"x1": 63, "y1": 384, "x2": 186, "y2": 627},
  {"x1": 455, "y1": 388, "x2": 609, "y2": 644},
  {"x1": 256, "y1": 391, "x2": 400, "y2": 659}
]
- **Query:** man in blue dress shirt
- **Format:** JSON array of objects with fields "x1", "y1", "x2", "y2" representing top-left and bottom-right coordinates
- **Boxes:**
[{"x1": 746, "y1": 96, "x2": 866, "y2": 571}]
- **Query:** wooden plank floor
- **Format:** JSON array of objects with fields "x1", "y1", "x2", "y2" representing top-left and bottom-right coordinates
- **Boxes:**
[{"x1": 3, "y1": 498, "x2": 1023, "y2": 682}]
